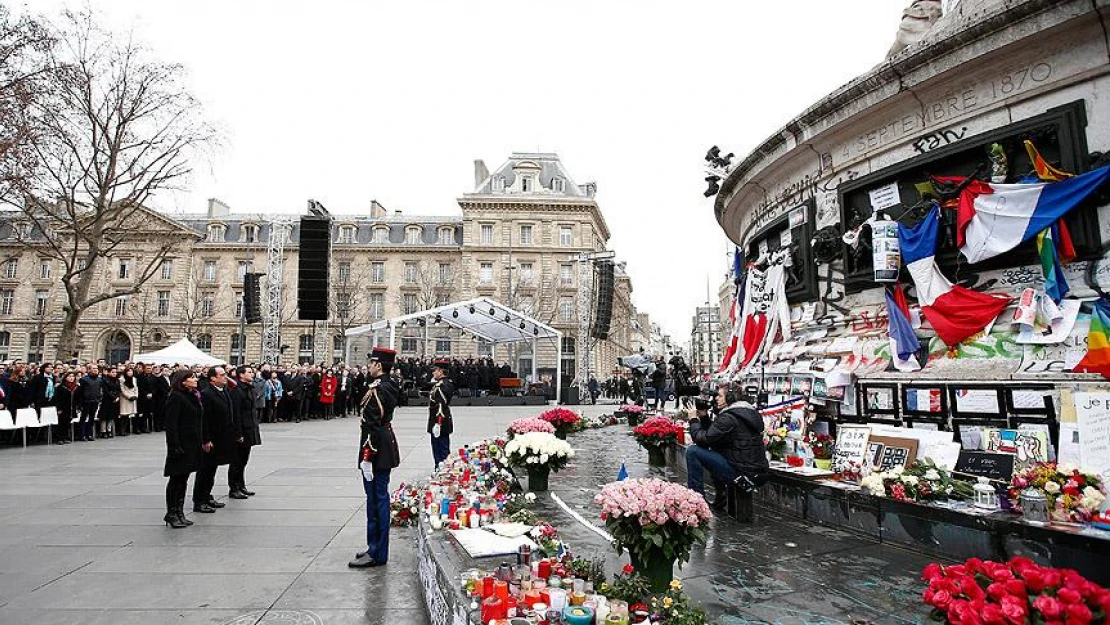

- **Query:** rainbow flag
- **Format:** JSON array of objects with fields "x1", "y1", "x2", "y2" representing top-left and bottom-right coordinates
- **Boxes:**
[
  {"x1": 1073, "y1": 299, "x2": 1110, "y2": 379},
  {"x1": 1036, "y1": 225, "x2": 1069, "y2": 304}
]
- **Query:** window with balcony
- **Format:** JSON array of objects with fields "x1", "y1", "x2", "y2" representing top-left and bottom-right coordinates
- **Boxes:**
[
  {"x1": 479, "y1": 262, "x2": 493, "y2": 285},
  {"x1": 38, "y1": 259, "x2": 51, "y2": 280},
  {"x1": 519, "y1": 224, "x2": 533, "y2": 245},
  {"x1": 161, "y1": 259, "x2": 173, "y2": 280},
  {"x1": 559, "y1": 226, "x2": 572, "y2": 247},
  {"x1": 372, "y1": 227, "x2": 389, "y2": 244},
  {"x1": 203, "y1": 260, "x2": 217, "y2": 282},
  {"x1": 207, "y1": 224, "x2": 225, "y2": 242},
  {"x1": 371, "y1": 261, "x2": 385, "y2": 283},
  {"x1": 405, "y1": 226, "x2": 423, "y2": 244},
  {"x1": 157, "y1": 291, "x2": 170, "y2": 317},
  {"x1": 34, "y1": 290, "x2": 48, "y2": 317},
  {"x1": 404, "y1": 261, "x2": 418, "y2": 284},
  {"x1": 339, "y1": 225, "x2": 357, "y2": 244},
  {"x1": 480, "y1": 224, "x2": 494, "y2": 245}
]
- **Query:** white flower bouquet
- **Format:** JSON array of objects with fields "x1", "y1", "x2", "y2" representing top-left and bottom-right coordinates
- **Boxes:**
[{"x1": 504, "y1": 432, "x2": 575, "y2": 473}]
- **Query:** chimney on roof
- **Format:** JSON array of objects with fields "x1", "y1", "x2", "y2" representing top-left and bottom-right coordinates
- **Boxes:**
[
  {"x1": 207, "y1": 198, "x2": 230, "y2": 218},
  {"x1": 474, "y1": 160, "x2": 489, "y2": 188},
  {"x1": 583, "y1": 182, "x2": 597, "y2": 199},
  {"x1": 370, "y1": 200, "x2": 387, "y2": 219},
  {"x1": 393, "y1": 210, "x2": 403, "y2": 217}
]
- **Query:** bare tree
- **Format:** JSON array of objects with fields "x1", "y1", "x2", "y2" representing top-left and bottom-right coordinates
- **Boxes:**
[
  {"x1": 331, "y1": 258, "x2": 371, "y2": 362},
  {"x1": 394, "y1": 259, "x2": 458, "y2": 357},
  {"x1": 179, "y1": 273, "x2": 227, "y2": 342},
  {"x1": 3, "y1": 9, "x2": 216, "y2": 360},
  {"x1": 131, "y1": 287, "x2": 157, "y2": 352},
  {"x1": 0, "y1": 6, "x2": 53, "y2": 206}
]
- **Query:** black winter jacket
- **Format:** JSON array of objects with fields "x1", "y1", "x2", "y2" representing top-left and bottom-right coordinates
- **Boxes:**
[{"x1": 688, "y1": 402, "x2": 769, "y2": 478}]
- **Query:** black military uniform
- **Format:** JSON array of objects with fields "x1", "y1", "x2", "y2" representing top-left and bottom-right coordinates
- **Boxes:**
[
  {"x1": 427, "y1": 359, "x2": 455, "y2": 467},
  {"x1": 349, "y1": 348, "x2": 400, "y2": 569}
]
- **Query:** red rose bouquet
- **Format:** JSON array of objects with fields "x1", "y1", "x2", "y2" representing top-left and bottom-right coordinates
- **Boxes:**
[
  {"x1": 539, "y1": 407, "x2": 582, "y2": 437},
  {"x1": 922, "y1": 556, "x2": 1109, "y2": 624},
  {"x1": 632, "y1": 416, "x2": 682, "y2": 449},
  {"x1": 803, "y1": 433, "x2": 834, "y2": 460}
]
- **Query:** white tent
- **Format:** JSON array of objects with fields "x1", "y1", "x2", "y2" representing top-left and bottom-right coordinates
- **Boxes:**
[
  {"x1": 133, "y1": 338, "x2": 226, "y2": 367},
  {"x1": 344, "y1": 297, "x2": 564, "y2": 402}
]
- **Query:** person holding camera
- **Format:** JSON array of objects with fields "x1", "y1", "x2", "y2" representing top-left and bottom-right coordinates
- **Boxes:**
[{"x1": 686, "y1": 383, "x2": 768, "y2": 518}]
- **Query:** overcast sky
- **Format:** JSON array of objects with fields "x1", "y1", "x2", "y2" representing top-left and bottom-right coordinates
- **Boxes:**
[{"x1": 24, "y1": 0, "x2": 907, "y2": 341}]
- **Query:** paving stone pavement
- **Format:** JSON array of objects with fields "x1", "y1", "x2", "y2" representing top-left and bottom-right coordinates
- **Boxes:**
[{"x1": 0, "y1": 403, "x2": 937, "y2": 624}]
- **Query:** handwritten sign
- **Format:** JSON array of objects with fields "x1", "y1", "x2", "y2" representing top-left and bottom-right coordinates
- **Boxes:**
[
  {"x1": 868, "y1": 182, "x2": 902, "y2": 211},
  {"x1": 1074, "y1": 392, "x2": 1110, "y2": 484},
  {"x1": 832, "y1": 425, "x2": 871, "y2": 473},
  {"x1": 954, "y1": 451, "x2": 1016, "y2": 482},
  {"x1": 983, "y1": 428, "x2": 1049, "y2": 470}
]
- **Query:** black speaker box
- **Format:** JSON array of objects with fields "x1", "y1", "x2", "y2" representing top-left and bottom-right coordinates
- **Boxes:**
[
  {"x1": 298, "y1": 217, "x2": 332, "y2": 320},
  {"x1": 591, "y1": 261, "x2": 615, "y2": 339},
  {"x1": 244, "y1": 272, "x2": 262, "y2": 324}
]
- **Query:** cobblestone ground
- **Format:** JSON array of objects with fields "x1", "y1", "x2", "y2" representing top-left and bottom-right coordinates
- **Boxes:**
[{"x1": 0, "y1": 404, "x2": 935, "y2": 624}]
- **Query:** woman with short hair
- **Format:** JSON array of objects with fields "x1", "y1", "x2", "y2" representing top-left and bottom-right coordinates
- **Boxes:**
[{"x1": 162, "y1": 370, "x2": 203, "y2": 529}]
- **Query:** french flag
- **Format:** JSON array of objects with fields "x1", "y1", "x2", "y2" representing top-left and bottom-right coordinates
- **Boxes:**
[
  {"x1": 956, "y1": 166, "x2": 1110, "y2": 264},
  {"x1": 898, "y1": 206, "x2": 1012, "y2": 347}
]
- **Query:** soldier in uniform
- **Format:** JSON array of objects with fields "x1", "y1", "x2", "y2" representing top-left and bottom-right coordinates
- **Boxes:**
[
  {"x1": 427, "y1": 359, "x2": 454, "y2": 467},
  {"x1": 349, "y1": 348, "x2": 400, "y2": 569}
]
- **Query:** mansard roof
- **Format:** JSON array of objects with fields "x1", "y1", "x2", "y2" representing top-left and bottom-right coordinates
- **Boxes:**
[{"x1": 471, "y1": 152, "x2": 594, "y2": 198}]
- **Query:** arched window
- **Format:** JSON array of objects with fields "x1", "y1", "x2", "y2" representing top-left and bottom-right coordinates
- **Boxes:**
[
  {"x1": 195, "y1": 334, "x2": 212, "y2": 351},
  {"x1": 241, "y1": 224, "x2": 259, "y2": 243},
  {"x1": 338, "y1": 225, "x2": 357, "y2": 244},
  {"x1": 405, "y1": 225, "x2": 423, "y2": 244},
  {"x1": 104, "y1": 330, "x2": 132, "y2": 364},
  {"x1": 437, "y1": 227, "x2": 454, "y2": 245},
  {"x1": 207, "y1": 224, "x2": 226, "y2": 242},
  {"x1": 372, "y1": 227, "x2": 389, "y2": 244}
]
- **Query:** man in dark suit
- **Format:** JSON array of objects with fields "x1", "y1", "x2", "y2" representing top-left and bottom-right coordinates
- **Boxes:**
[
  {"x1": 229, "y1": 365, "x2": 261, "y2": 499},
  {"x1": 152, "y1": 365, "x2": 170, "y2": 432},
  {"x1": 427, "y1": 359, "x2": 454, "y2": 467},
  {"x1": 349, "y1": 348, "x2": 400, "y2": 569},
  {"x1": 136, "y1": 363, "x2": 155, "y2": 434},
  {"x1": 193, "y1": 366, "x2": 237, "y2": 513}
]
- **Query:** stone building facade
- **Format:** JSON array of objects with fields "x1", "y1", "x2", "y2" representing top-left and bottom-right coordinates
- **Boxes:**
[{"x1": 0, "y1": 153, "x2": 646, "y2": 379}]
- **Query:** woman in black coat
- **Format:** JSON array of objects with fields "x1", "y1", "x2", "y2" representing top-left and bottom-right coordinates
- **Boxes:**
[
  {"x1": 30, "y1": 364, "x2": 59, "y2": 443},
  {"x1": 54, "y1": 372, "x2": 78, "y2": 444},
  {"x1": 163, "y1": 370, "x2": 203, "y2": 529}
]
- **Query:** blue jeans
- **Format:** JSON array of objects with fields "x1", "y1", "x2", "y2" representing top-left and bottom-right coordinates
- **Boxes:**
[
  {"x1": 362, "y1": 468, "x2": 391, "y2": 563},
  {"x1": 431, "y1": 433, "x2": 450, "y2": 467},
  {"x1": 685, "y1": 445, "x2": 737, "y2": 494}
]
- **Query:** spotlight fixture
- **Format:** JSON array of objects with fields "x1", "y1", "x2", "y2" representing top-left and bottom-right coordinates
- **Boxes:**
[
  {"x1": 417, "y1": 318, "x2": 426, "y2": 327},
  {"x1": 400, "y1": 321, "x2": 407, "y2": 328},
  {"x1": 489, "y1": 306, "x2": 495, "y2": 315},
  {"x1": 435, "y1": 314, "x2": 442, "y2": 324},
  {"x1": 469, "y1": 305, "x2": 475, "y2": 314},
  {"x1": 704, "y1": 175, "x2": 721, "y2": 198},
  {"x1": 533, "y1": 327, "x2": 539, "y2": 336},
  {"x1": 519, "y1": 321, "x2": 526, "y2": 330},
  {"x1": 504, "y1": 314, "x2": 511, "y2": 323},
  {"x1": 452, "y1": 310, "x2": 459, "y2": 319}
]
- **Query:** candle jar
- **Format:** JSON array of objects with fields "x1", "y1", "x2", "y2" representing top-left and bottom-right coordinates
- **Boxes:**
[
  {"x1": 548, "y1": 588, "x2": 567, "y2": 611},
  {"x1": 609, "y1": 600, "x2": 628, "y2": 621},
  {"x1": 548, "y1": 576, "x2": 563, "y2": 590},
  {"x1": 569, "y1": 591, "x2": 586, "y2": 606},
  {"x1": 546, "y1": 609, "x2": 563, "y2": 625},
  {"x1": 1020, "y1": 488, "x2": 1050, "y2": 525},
  {"x1": 483, "y1": 576, "x2": 496, "y2": 599},
  {"x1": 973, "y1": 478, "x2": 999, "y2": 510},
  {"x1": 481, "y1": 597, "x2": 504, "y2": 624},
  {"x1": 563, "y1": 606, "x2": 594, "y2": 625},
  {"x1": 524, "y1": 590, "x2": 541, "y2": 608},
  {"x1": 595, "y1": 599, "x2": 610, "y2": 624},
  {"x1": 606, "y1": 616, "x2": 623, "y2": 625},
  {"x1": 537, "y1": 560, "x2": 552, "y2": 580},
  {"x1": 495, "y1": 581, "x2": 509, "y2": 601}
]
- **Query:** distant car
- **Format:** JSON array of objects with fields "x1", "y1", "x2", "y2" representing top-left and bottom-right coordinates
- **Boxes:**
[{"x1": 643, "y1": 380, "x2": 675, "y2": 402}]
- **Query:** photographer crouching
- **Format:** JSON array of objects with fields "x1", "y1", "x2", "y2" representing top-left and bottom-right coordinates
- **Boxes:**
[{"x1": 685, "y1": 383, "x2": 769, "y2": 521}]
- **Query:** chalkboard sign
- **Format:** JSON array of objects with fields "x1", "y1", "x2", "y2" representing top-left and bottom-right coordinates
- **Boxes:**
[{"x1": 954, "y1": 451, "x2": 1016, "y2": 482}]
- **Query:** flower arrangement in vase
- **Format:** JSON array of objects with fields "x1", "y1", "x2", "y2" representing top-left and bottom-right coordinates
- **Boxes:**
[
  {"x1": 922, "y1": 556, "x2": 1109, "y2": 624},
  {"x1": 763, "y1": 426, "x2": 788, "y2": 461},
  {"x1": 1007, "y1": 462, "x2": 1106, "y2": 523},
  {"x1": 618, "y1": 403, "x2": 645, "y2": 426},
  {"x1": 803, "y1": 433, "x2": 834, "y2": 469},
  {"x1": 504, "y1": 432, "x2": 575, "y2": 491},
  {"x1": 506, "y1": 416, "x2": 556, "y2": 439},
  {"x1": 632, "y1": 416, "x2": 682, "y2": 466},
  {"x1": 539, "y1": 407, "x2": 582, "y2": 439},
  {"x1": 859, "y1": 460, "x2": 974, "y2": 502},
  {"x1": 594, "y1": 478, "x2": 712, "y2": 593}
]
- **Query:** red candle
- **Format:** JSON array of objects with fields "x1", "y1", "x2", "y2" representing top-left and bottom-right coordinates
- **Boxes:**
[
  {"x1": 537, "y1": 560, "x2": 552, "y2": 579},
  {"x1": 481, "y1": 597, "x2": 503, "y2": 624},
  {"x1": 524, "y1": 590, "x2": 541, "y2": 607},
  {"x1": 540, "y1": 589, "x2": 551, "y2": 606},
  {"x1": 678, "y1": 428, "x2": 685, "y2": 444},
  {"x1": 483, "y1": 576, "x2": 495, "y2": 598},
  {"x1": 448, "y1": 502, "x2": 458, "y2": 518},
  {"x1": 505, "y1": 596, "x2": 518, "y2": 618},
  {"x1": 494, "y1": 580, "x2": 509, "y2": 600}
]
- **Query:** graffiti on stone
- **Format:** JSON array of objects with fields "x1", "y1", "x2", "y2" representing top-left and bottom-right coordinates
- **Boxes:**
[{"x1": 911, "y1": 126, "x2": 969, "y2": 154}]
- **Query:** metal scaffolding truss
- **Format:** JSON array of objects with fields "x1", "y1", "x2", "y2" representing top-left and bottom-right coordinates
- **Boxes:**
[{"x1": 262, "y1": 217, "x2": 293, "y2": 364}]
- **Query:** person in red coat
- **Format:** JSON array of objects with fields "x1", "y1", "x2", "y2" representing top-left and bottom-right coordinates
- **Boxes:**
[{"x1": 319, "y1": 369, "x2": 338, "y2": 420}]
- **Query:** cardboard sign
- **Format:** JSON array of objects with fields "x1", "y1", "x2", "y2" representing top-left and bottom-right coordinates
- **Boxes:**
[
  {"x1": 867, "y1": 435, "x2": 919, "y2": 471},
  {"x1": 954, "y1": 451, "x2": 1016, "y2": 482},
  {"x1": 832, "y1": 425, "x2": 871, "y2": 472},
  {"x1": 1074, "y1": 392, "x2": 1110, "y2": 484}
]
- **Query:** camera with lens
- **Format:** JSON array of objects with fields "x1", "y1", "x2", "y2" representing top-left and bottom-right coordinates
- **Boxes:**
[{"x1": 693, "y1": 395, "x2": 712, "y2": 411}]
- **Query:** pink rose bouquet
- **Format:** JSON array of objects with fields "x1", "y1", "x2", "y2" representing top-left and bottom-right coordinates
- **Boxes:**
[{"x1": 507, "y1": 417, "x2": 556, "y2": 438}]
